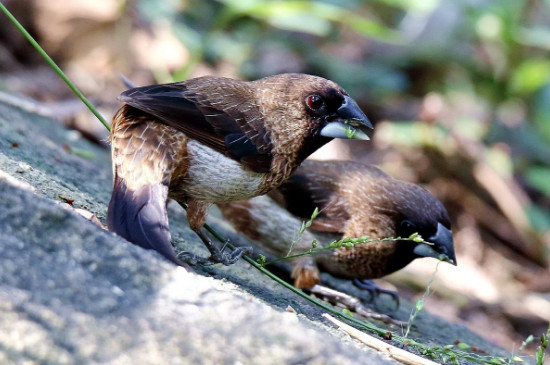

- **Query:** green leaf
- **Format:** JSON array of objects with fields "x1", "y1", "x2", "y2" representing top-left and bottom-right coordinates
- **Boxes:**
[
  {"x1": 526, "y1": 167, "x2": 550, "y2": 198},
  {"x1": 268, "y1": 14, "x2": 331, "y2": 36},
  {"x1": 257, "y1": 254, "x2": 266, "y2": 265},
  {"x1": 342, "y1": 308, "x2": 353, "y2": 317},
  {"x1": 415, "y1": 298, "x2": 425, "y2": 312},
  {"x1": 345, "y1": 125, "x2": 357, "y2": 139},
  {"x1": 408, "y1": 232, "x2": 424, "y2": 243},
  {"x1": 217, "y1": 0, "x2": 399, "y2": 41},
  {"x1": 311, "y1": 207, "x2": 319, "y2": 220},
  {"x1": 510, "y1": 59, "x2": 550, "y2": 94},
  {"x1": 536, "y1": 347, "x2": 545, "y2": 365},
  {"x1": 376, "y1": 122, "x2": 449, "y2": 148}
]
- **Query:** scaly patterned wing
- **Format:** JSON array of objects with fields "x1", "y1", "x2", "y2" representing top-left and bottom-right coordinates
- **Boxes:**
[
  {"x1": 118, "y1": 77, "x2": 273, "y2": 173},
  {"x1": 274, "y1": 160, "x2": 391, "y2": 233}
]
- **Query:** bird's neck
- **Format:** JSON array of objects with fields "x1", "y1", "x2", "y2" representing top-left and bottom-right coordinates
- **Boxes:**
[
  {"x1": 256, "y1": 155, "x2": 301, "y2": 196},
  {"x1": 255, "y1": 134, "x2": 331, "y2": 196},
  {"x1": 296, "y1": 135, "x2": 333, "y2": 164},
  {"x1": 383, "y1": 242, "x2": 419, "y2": 273}
]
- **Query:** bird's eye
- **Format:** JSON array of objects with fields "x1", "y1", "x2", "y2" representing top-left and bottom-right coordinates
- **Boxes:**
[
  {"x1": 306, "y1": 94, "x2": 324, "y2": 110},
  {"x1": 399, "y1": 220, "x2": 417, "y2": 236}
]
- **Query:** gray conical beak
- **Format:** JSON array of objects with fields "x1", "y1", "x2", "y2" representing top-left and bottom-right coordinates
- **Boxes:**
[
  {"x1": 320, "y1": 95, "x2": 373, "y2": 141},
  {"x1": 413, "y1": 222, "x2": 457, "y2": 265}
]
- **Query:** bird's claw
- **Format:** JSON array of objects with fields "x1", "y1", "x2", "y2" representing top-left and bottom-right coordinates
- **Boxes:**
[
  {"x1": 207, "y1": 243, "x2": 252, "y2": 266},
  {"x1": 177, "y1": 245, "x2": 252, "y2": 266},
  {"x1": 353, "y1": 279, "x2": 400, "y2": 312},
  {"x1": 219, "y1": 246, "x2": 252, "y2": 265},
  {"x1": 176, "y1": 251, "x2": 202, "y2": 265}
]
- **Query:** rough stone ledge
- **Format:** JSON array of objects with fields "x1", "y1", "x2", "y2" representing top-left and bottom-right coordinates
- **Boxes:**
[{"x1": 0, "y1": 97, "x2": 518, "y2": 364}]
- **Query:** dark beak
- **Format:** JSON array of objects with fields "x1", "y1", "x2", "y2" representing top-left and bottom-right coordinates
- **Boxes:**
[
  {"x1": 413, "y1": 222, "x2": 457, "y2": 265},
  {"x1": 320, "y1": 95, "x2": 373, "y2": 140}
]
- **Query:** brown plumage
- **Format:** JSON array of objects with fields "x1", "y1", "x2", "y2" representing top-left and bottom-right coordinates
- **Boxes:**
[
  {"x1": 219, "y1": 160, "x2": 456, "y2": 288},
  {"x1": 107, "y1": 74, "x2": 372, "y2": 267}
]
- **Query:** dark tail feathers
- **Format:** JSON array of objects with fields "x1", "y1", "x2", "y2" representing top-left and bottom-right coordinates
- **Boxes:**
[{"x1": 107, "y1": 176, "x2": 189, "y2": 268}]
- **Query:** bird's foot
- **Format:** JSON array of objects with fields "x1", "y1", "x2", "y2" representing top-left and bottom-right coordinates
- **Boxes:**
[
  {"x1": 352, "y1": 279, "x2": 400, "y2": 312},
  {"x1": 207, "y1": 240, "x2": 252, "y2": 266},
  {"x1": 308, "y1": 284, "x2": 405, "y2": 326},
  {"x1": 176, "y1": 251, "x2": 208, "y2": 266},
  {"x1": 178, "y1": 237, "x2": 252, "y2": 266}
]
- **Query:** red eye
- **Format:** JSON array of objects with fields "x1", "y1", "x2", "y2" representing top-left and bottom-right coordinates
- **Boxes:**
[{"x1": 306, "y1": 94, "x2": 324, "y2": 110}]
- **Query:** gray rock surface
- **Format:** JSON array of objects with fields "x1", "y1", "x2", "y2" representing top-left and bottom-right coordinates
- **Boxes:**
[{"x1": 0, "y1": 97, "x2": 519, "y2": 364}]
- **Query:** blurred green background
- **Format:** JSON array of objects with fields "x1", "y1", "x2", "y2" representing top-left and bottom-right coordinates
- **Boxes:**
[{"x1": 1, "y1": 0, "x2": 549, "y2": 354}]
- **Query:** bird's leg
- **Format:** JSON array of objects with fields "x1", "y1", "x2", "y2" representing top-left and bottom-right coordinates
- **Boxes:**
[
  {"x1": 352, "y1": 279, "x2": 400, "y2": 312},
  {"x1": 198, "y1": 229, "x2": 252, "y2": 266},
  {"x1": 219, "y1": 239, "x2": 231, "y2": 253},
  {"x1": 178, "y1": 199, "x2": 252, "y2": 266},
  {"x1": 307, "y1": 285, "x2": 405, "y2": 326}
]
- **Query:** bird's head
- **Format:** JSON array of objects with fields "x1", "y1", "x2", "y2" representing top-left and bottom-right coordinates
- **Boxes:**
[
  {"x1": 253, "y1": 74, "x2": 373, "y2": 160},
  {"x1": 300, "y1": 81, "x2": 373, "y2": 141},
  {"x1": 367, "y1": 180, "x2": 457, "y2": 266}
]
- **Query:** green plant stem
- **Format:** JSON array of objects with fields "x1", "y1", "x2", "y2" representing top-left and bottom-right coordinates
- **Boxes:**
[
  {"x1": 262, "y1": 235, "x2": 429, "y2": 266},
  {"x1": 405, "y1": 261, "x2": 441, "y2": 338},
  {"x1": 0, "y1": 1, "x2": 111, "y2": 132},
  {"x1": 203, "y1": 221, "x2": 520, "y2": 364},
  {"x1": 201, "y1": 222, "x2": 384, "y2": 327}
]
